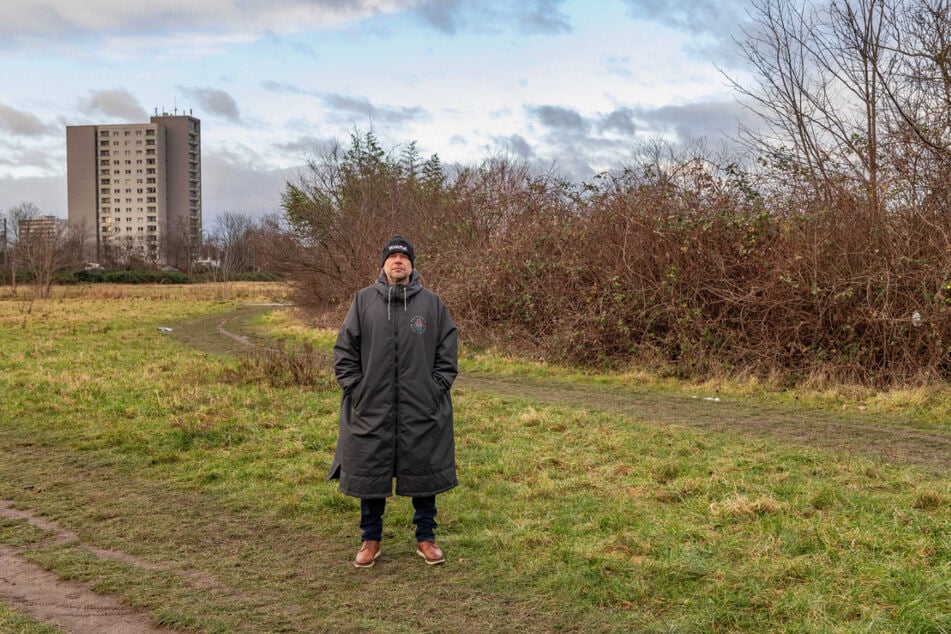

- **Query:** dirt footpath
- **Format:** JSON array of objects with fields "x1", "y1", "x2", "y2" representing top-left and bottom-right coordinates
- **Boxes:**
[
  {"x1": 458, "y1": 373, "x2": 951, "y2": 472},
  {"x1": 0, "y1": 502, "x2": 173, "y2": 634}
]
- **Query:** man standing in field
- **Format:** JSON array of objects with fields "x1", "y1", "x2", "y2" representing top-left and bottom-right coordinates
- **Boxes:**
[{"x1": 329, "y1": 235, "x2": 458, "y2": 567}]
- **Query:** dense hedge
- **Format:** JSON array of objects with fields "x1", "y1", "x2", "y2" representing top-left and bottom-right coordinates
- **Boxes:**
[
  {"x1": 67, "y1": 269, "x2": 193, "y2": 284},
  {"x1": 433, "y1": 181, "x2": 951, "y2": 386},
  {"x1": 277, "y1": 133, "x2": 951, "y2": 387},
  {"x1": 3, "y1": 267, "x2": 285, "y2": 287}
]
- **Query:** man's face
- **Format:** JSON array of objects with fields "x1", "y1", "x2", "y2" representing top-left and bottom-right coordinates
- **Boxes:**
[{"x1": 383, "y1": 252, "x2": 413, "y2": 285}]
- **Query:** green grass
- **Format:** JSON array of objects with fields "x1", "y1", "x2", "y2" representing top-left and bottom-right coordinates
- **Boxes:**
[
  {"x1": 0, "y1": 286, "x2": 949, "y2": 632},
  {"x1": 0, "y1": 604, "x2": 62, "y2": 634}
]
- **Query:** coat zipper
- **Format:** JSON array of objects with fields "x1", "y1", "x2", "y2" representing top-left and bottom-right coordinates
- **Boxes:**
[{"x1": 392, "y1": 286, "x2": 399, "y2": 476}]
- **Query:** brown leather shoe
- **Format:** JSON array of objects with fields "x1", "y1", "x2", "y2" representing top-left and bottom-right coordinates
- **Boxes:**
[
  {"x1": 354, "y1": 540, "x2": 381, "y2": 568},
  {"x1": 416, "y1": 540, "x2": 445, "y2": 565}
]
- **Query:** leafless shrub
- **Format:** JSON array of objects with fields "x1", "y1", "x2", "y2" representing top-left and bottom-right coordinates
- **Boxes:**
[
  {"x1": 226, "y1": 344, "x2": 335, "y2": 388},
  {"x1": 275, "y1": 127, "x2": 951, "y2": 387}
]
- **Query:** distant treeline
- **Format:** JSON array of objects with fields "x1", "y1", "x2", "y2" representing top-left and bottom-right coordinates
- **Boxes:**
[{"x1": 0, "y1": 268, "x2": 282, "y2": 285}]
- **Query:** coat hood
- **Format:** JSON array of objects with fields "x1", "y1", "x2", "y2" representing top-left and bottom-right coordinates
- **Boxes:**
[{"x1": 374, "y1": 270, "x2": 424, "y2": 320}]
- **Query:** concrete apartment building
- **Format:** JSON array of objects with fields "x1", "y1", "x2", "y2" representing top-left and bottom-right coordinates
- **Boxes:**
[{"x1": 66, "y1": 112, "x2": 201, "y2": 265}]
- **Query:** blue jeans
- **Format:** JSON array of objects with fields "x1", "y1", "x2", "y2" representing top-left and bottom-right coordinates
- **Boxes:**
[{"x1": 360, "y1": 496, "x2": 438, "y2": 542}]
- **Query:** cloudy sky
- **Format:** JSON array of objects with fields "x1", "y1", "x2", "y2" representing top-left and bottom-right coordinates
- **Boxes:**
[{"x1": 0, "y1": 0, "x2": 757, "y2": 228}]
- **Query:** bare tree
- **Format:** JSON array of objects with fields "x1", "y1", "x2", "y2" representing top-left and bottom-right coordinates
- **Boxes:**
[
  {"x1": 1, "y1": 215, "x2": 10, "y2": 290},
  {"x1": 166, "y1": 217, "x2": 201, "y2": 273},
  {"x1": 7, "y1": 203, "x2": 84, "y2": 298},
  {"x1": 827, "y1": 0, "x2": 889, "y2": 211},
  {"x1": 731, "y1": 0, "x2": 895, "y2": 208},
  {"x1": 207, "y1": 212, "x2": 260, "y2": 280},
  {"x1": 731, "y1": 0, "x2": 951, "y2": 216},
  {"x1": 2, "y1": 204, "x2": 37, "y2": 295},
  {"x1": 101, "y1": 234, "x2": 143, "y2": 269},
  {"x1": 874, "y1": 1, "x2": 951, "y2": 214}
]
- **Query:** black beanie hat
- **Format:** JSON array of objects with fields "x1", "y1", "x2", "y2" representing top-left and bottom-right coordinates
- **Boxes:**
[{"x1": 381, "y1": 235, "x2": 415, "y2": 267}]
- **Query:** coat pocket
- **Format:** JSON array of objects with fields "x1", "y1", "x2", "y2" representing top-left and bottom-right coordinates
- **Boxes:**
[{"x1": 350, "y1": 381, "x2": 366, "y2": 411}]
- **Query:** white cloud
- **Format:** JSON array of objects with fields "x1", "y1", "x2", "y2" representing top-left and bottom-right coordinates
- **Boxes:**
[
  {"x1": 0, "y1": 138, "x2": 63, "y2": 178},
  {"x1": 493, "y1": 134, "x2": 535, "y2": 161},
  {"x1": 528, "y1": 105, "x2": 587, "y2": 133},
  {"x1": 635, "y1": 100, "x2": 753, "y2": 145},
  {"x1": 412, "y1": 0, "x2": 572, "y2": 35},
  {"x1": 77, "y1": 89, "x2": 148, "y2": 121},
  {"x1": 273, "y1": 136, "x2": 339, "y2": 159},
  {"x1": 0, "y1": 1, "x2": 410, "y2": 40},
  {"x1": 619, "y1": 0, "x2": 749, "y2": 39},
  {"x1": 180, "y1": 87, "x2": 242, "y2": 123},
  {"x1": 261, "y1": 80, "x2": 313, "y2": 96},
  {"x1": 0, "y1": 104, "x2": 58, "y2": 137},
  {"x1": 619, "y1": 0, "x2": 752, "y2": 61},
  {"x1": 322, "y1": 93, "x2": 429, "y2": 127}
]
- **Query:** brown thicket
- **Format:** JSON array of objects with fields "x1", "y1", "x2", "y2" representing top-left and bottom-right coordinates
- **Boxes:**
[{"x1": 273, "y1": 131, "x2": 951, "y2": 386}]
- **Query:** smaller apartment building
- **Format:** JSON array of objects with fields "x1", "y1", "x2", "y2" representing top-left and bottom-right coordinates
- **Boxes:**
[
  {"x1": 18, "y1": 215, "x2": 68, "y2": 242},
  {"x1": 67, "y1": 114, "x2": 201, "y2": 265}
]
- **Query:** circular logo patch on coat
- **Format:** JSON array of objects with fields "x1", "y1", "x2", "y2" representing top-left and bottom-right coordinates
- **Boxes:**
[{"x1": 409, "y1": 314, "x2": 427, "y2": 334}]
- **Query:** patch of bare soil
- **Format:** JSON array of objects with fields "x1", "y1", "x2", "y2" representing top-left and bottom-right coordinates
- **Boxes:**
[{"x1": 0, "y1": 502, "x2": 173, "y2": 634}]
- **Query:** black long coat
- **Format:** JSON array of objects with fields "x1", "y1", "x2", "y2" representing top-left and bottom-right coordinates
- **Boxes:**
[{"x1": 328, "y1": 271, "x2": 458, "y2": 498}]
